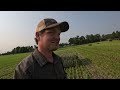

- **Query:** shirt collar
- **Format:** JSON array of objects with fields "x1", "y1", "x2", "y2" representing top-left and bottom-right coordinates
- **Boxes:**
[{"x1": 32, "y1": 48, "x2": 59, "y2": 67}]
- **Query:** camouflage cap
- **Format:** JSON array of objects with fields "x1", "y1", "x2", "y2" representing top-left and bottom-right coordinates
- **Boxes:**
[{"x1": 36, "y1": 18, "x2": 69, "y2": 32}]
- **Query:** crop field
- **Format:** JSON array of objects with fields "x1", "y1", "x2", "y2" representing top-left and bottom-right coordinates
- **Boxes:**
[
  {"x1": 55, "y1": 40, "x2": 120, "y2": 79},
  {"x1": 0, "y1": 53, "x2": 30, "y2": 79},
  {"x1": 0, "y1": 40, "x2": 120, "y2": 79}
]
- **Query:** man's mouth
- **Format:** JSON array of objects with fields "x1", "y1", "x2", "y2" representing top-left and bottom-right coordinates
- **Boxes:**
[
  {"x1": 52, "y1": 42, "x2": 59, "y2": 43},
  {"x1": 51, "y1": 41, "x2": 59, "y2": 44}
]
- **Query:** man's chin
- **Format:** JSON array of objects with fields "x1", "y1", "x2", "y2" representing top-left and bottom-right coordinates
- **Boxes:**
[
  {"x1": 50, "y1": 48, "x2": 58, "y2": 51},
  {"x1": 49, "y1": 47, "x2": 59, "y2": 51}
]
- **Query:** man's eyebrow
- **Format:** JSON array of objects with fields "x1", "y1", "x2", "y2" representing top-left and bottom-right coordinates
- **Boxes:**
[{"x1": 46, "y1": 30, "x2": 54, "y2": 32}]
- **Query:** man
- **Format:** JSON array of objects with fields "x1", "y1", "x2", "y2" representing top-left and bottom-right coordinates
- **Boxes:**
[{"x1": 14, "y1": 18, "x2": 69, "y2": 79}]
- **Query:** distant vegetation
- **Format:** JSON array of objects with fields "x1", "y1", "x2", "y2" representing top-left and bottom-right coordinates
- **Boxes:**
[
  {"x1": 0, "y1": 30, "x2": 120, "y2": 55},
  {"x1": 59, "y1": 30, "x2": 120, "y2": 47},
  {"x1": 0, "y1": 46, "x2": 34, "y2": 56}
]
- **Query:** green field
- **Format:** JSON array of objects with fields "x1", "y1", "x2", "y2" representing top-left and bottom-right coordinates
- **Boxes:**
[
  {"x1": 0, "y1": 53, "x2": 30, "y2": 79},
  {"x1": 0, "y1": 40, "x2": 120, "y2": 79}
]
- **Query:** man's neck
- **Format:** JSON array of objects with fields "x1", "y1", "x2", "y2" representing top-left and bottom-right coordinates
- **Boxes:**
[{"x1": 38, "y1": 47, "x2": 53, "y2": 63}]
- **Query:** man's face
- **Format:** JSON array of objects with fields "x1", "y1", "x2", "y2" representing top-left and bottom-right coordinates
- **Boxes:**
[{"x1": 39, "y1": 26, "x2": 61, "y2": 51}]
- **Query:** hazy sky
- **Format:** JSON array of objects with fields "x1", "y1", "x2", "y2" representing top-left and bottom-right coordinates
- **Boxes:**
[{"x1": 0, "y1": 11, "x2": 120, "y2": 53}]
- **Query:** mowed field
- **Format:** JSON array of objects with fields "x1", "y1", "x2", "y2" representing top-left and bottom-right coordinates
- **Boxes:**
[
  {"x1": 0, "y1": 40, "x2": 120, "y2": 79},
  {"x1": 0, "y1": 53, "x2": 30, "y2": 79}
]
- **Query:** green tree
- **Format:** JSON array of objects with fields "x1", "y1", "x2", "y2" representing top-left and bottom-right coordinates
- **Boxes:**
[{"x1": 80, "y1": 36, "x2": 85, "y2": 44}]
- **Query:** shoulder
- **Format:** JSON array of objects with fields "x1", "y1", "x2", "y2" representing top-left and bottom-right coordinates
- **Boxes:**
[{"x1": 16, "y1": 54, "x2": 34, "y2": 72}]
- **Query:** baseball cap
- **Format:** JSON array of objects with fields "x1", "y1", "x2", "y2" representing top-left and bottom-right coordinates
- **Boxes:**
[{"x1": 36, "y1": 18, "x2": 69, "y2": 32}]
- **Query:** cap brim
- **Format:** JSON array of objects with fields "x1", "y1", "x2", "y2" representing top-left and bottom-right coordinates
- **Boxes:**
[{"x1": 43, "y1": 21, "x2": 69, "y2": 32}]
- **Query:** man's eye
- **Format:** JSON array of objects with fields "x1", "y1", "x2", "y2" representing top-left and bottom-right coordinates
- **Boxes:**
[{"x1": 48, "y1": 32, "x2": 54, "y2": 34}]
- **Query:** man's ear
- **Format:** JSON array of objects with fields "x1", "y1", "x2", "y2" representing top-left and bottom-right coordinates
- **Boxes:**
[
  {"x1": 36, "y1": 32, "x2": 40, "y2": 40},
  {"x1": 36, "y1": 32, "x2": 39, "y2": 37}
]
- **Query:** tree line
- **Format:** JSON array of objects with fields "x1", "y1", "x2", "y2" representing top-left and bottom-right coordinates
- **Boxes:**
[
  {"x1": 60, "y1": 30, "x2": 120, "y2": 46},
  {"x1": 0, "y1": 31, "x2": 120, "y2": 55},
  {"x1": 0, "y1": 46, "x2": 34, "y2": 55}
]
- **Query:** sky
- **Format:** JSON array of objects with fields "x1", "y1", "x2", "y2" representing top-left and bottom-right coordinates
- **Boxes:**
[{"x1": 0, "y1": 11, "x2": 120, "y2": 53}]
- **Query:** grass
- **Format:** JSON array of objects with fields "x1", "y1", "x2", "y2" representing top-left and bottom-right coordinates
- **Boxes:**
[
  {"x1": 0, "y1": 53, "x2": 30, "y2": 79},
  {"x1": 55, "y1": 40, "x2": 120, "y2": 79},
  {"x1": 0, "y1": 40, "x2": 120, "y2": 79}
]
